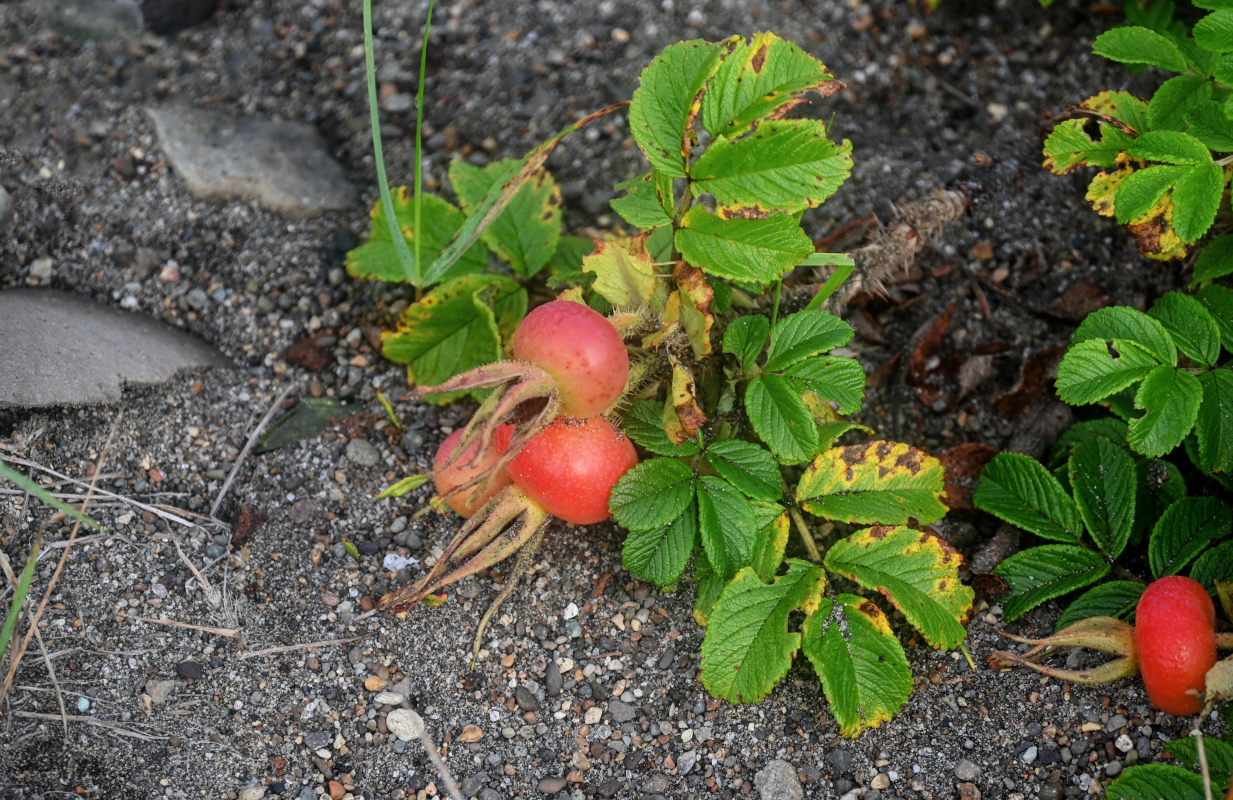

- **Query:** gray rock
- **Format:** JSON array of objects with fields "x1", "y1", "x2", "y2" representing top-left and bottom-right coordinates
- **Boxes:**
[
  {"x1": 345, "y1": 438, "x2": 380, "y2": 466},
  {"x1": 145, "y1": 106, "x2": 356, "y2": 218},
  {"x1": 608, "y1": 699, "x2": 636, "y2": 723},
  {"x1": 382, "y1": 93, "x2": 415, "y2": 113},
  {"x1": 536, "y1": 776, "x2": 566, "y2": 794},
  {"x1": 827, "y1": 748, "x2": 852, "y2": 773},
  {"x1": 0, "y1": 185, "x2": 12, "y2": 228},
  {"x1": 46, "y1": 0, "x2": 144, "y2": 39},
  {"x1": 0, "y1": 289, "x2": 229, "y2": 409},
  {"x1": 1020, "y1": 745, "x2": 1038, "y2": 764},
  {"x1": 514, "y1": 686, "x2": 541, "y2": 712},
  {"x1": 146, "y1": 679, "x2": 176, "y2": 704},
  {"x1": 954, "y1": 759, "x2": 981, "y2": 781},
  {"x1": 754, "y1": 759, "x2": 803, "y2": 800}
]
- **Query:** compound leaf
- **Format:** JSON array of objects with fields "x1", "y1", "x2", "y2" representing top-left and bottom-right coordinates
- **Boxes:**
[
  {"x1": 609, "y1": 457, "x2": 697, "y2": 532},
  {"x1": 699, "y1": 560, "x2": 826, "y2": 703},
  {"x1": 610, "y1": 170, "x2": 674, "y2": 230},
  {"x1": 823, "y1": 526, "x2": 973, "y2": 649},
  {"x1": 1092, "y1": 26, "x2": 1190, "y2": 72},
  {"x1": 1183, "y1": 101, "x2": 1233, "y2": 151},
  {"x1": 1149, "y1": 495, "x2": 1231, "y2": 577},
  {"x1": 697, "y1": 476, "x2": 757, "y2": 580},
  {"x1": 783, "y1": 356, "x2": 866, "y2": 416},
  {"x1": 723, "y1": 315, "x2": 770, "y2": 372},
  {"x1": 706, "y1": 439, "x2": 783, "y2": 502},
  {"x1": 750, "y1": 512, "x2": 789, "y2": 584},
  {"x1": 798, "y1": 442, "x2": 947, "y2": 526},
  {"x1": 1055, "y1": 338, "x2": 1161, "y2": 405},
  {"x1": 347, "y1": 189, "x2": 488, "y2": 283},
  {"x1": 1128, "y1": 365, "x2": 1202, "y2": 457},
  {"x1": 765, "y1": 309, "x2": 854, "y2": 372},
  {"x1": 629, "y1": 39, "x2": 725, "y2": 178},
  {"x1": 1076, "y1": 306, "x2": 1178, "y2": 364},
  {"x1": 581, "y1": 238, "x2": 661, "y2": 310},
  {"x1": 1149, "y1": 291, "x2": 1222, "y2": 367},
  {"x1": 675, "y1": 206, "x2": 814, "y2": 289},
  {"x1": 1163, "y1": 737, "x2": 1233, "y2": 788},
  {"x1": 1146, "y1": 77, "x2": 1213, "y2": 132},
  {"x1": 1192, "y1": 539, "x2": 1233, "y2": 593},
  {"x1": 1195, "y1": 8, "x2": 1233, "y2": 53},
  {"x1": 622, "y1": 397, "x2": 701, "y2": 457},
  {"x1": 746, "y1": 374, "x2": 817, "y2": 464},
  {"x1": 449, "y1": 159, "x2": 561, "y2": 277},
  {"x1": 1068, "y1": 437, "x2": 1137, "y2": 559},
  {"x1": 1106, "y1": 764, "x2": 1204, "y2": 800},
  {"x1": 622, "y1": 501, "x2": 697, "y2": 587},
  {"x1": 1196, "y1": 285, "x2": 1233, "y2": 352},
  {"x1": 993, "y1": 545, "x2": 1110, "y2": 621},
  {"x1": 802, "y1": 594, "x2": 912, "y2": 737},
  {"x1": 972, "y1": 452, "x2": 1085, "y2": 543},
  {"x1": 1193, "y1": 234, "x2": 1233, "y2": 286},
  {"x1": 1043, "y1": 118, "x2": 1136, "y2": 174}
]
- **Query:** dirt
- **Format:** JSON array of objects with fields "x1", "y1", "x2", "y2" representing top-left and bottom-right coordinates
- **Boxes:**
[{"x1": 0, "y1": 1, "x2": 1219, "y2": 799}]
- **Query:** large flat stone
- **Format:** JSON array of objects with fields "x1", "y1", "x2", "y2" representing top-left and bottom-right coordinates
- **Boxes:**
[
  {"x1": 0, "y1": 289, "x2": 230, "y2": 409},
  {"x1": 146, "y1": 106, "x2": 356, "y2": 218}
]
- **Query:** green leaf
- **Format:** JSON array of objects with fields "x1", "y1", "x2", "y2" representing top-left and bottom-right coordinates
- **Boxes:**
[
  {"x1": 1106, "y1": 764, "x2": 1204, "y2": 800},
  {"x1": 622, "y1": 398, "x2": 701, "y2": 457},
  {"x1": 256, "y1": 397, "x2": 360, "y2": 454},
  {"x1": 745, "y1": 374, "x2": 818, "y2": 464},
  {"x1": 823, "y1": 526, "x2": 973, "y2": 649},
  {"x1": 816, "y1": 421, "x2": 873, "y2": 452},
  {"x1": 1043, "y1": 119, "x2": 1136, "y2": 174},
  {"x1": 1164, "y1": 737, "x2": 1233, "y2": 788},
  {"x1": 347, "y1": 190, "x2": 487, "y2": 284},
  {"x1": 1092, "y1": 26, "x2": 1190, "y2": 72},
  {"x1": 750, "y1": 512, "x2": 789, "y2": 584},
  {"x1": 0, "y1": 532, "x2": 40, "y2": 670},
  {"x1": 783, "y1": 356, "x2": 866, "y2": 416},
  {"x1": 1169, "y1": 161, "x2": 1225, "y2": 242},
  {"x1": 765, "y1": 309, "x2": 854, "y2": 372},
  {"x1": 1068, "y1": 437, "x2": 1136, "y2": 559},
  {"x1": 1074, "y1": 306, "x2": 1178, "y2": 365},
  {"x1": 609, "y1": 458, "x2": 697, "y2": 531},
  {"x1": 1127, "y1": 365, "x2": 1202, "y2": 457},
  {"x1": 1113, "y1": 164, "x2": 1186, "y2": 225},
  {"x1": 993, "y1": 545, "x2": 1110, "y2": 621},
  {"x1": 1049, "y1": 417, "x2": 1130, "y2": 469},
  {"x1": 382, "y1": 275, "x2": 524, "y2": 404},
  {"x1": 972, "y1": 453, "x2": 1086, "y2": 543},
  {"x1": 622, "y1": 502, "x2": 697, "y2": 587},
  {"x1": 798, "y1": 442, "x2": 948, "y2": 526},
  {"x1": 1149, "y1": 291, "x2": 1222, "y2": 367},
  {"x1": 692, "y1": 120, "x2": 853, "y2": 217},
  {"x1": 0, "y1": 462, "x2": 104, "y2": 532},
  {"x1": 449, "y1": 159, "x2": 561, "y2": 277},
  {"x1": 629, "y1": 39, "x2": 725, "y2": 178},
  {"x1": 697, "y1": 476, "x2": 757, "y2": 580},
  {"x1": 692, "y1": 551, "x2": 725, "y2": 626},
  {"x1": 675, "y1": 206, "x2": 815, "y2": 290},
  {"x1": 700, "y1": 32, "x2": 840, "y2": 138},
  {"x1": 1192, "y1": 233, "x2": 1233, "y2": 285},
  {"x1": 377, "y1": 474, "x2": 431, "y2": 499},
  {"x1": 1055, "y1": 581, "x2": 1144, "y2": 632},
  {"x1": 1134, "y1": 457, "x2": 1189, "y2": 546},
  {"x1": 801, "y1": 594, "x2": 913, "y2": 737},
  {"x1": 1145, "y1": 77, "x2": 1213, "y2": 131},
  {"x1": 1183, "y1": 101, "x2": 1233, "y2": 151},
  {"x1": 705, "y1": 440, "x2": 783, "y2": 502},
  {"x1": 1082, "y1": 89, "x2": 1150, "y2": 132},
  {"x1": 1127, "y1": 130, "x2": 1214, "y2": 164},
  {"x1": 1196, "y1": 9, "x2": 1233, "y2": 52},
  {"x1": 722, "y1": 315, "x2": 770, "y2": 372},
  {"x1": 1149, "y1": 495, "x2": 1231, "y2": 577},
  {"x1": 610, "y1": 170, "x2": 674, "y2": 230},
  {"x1": 1191, "y1": 539, "x2": 1233, "y2": 592},
  {"x1": 1055, "y1": 339, "x2": 1162, "y2": 406},
  {"x1": 1197, "y1": 369, "x2": 1233, "y2": 473},
  {"x1": 1196, "y1": 285, "x2": 1233, "y2": 352},
  {"x1": 699, "y1": 560, "x2": 826, "y2": 703}
]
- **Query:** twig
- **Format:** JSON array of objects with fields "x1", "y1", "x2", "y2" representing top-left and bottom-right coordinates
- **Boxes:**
[
  {"x1": 32, "y1": 625, "x2": 67, "y2": 739},
  {"x1": 210, "y1": 383, "x2": 295, "y2": 519},
  {"x1": 238, "y1": 635, "x2": 367, "y2": 660},
  {"x1": 175, "y1": 539, "x2": 221, "y2": 610},
  {"x1": 120, "y1": 614, "x2": 242, "y2": 646},
  {"x1": 12, "y1": 711, "x2": 166, "y2": 741},
  {"x1": 1, "y1": 415, "x2": 119, "y2": 701},
  {"x1": 388, "y1": 709, "x2": 465, "y2": 800}
]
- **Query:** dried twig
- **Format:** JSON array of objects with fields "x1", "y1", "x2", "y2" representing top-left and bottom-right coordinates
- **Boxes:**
[
  {"x1": 32, "y1": 625, "x2": 67, "y2": 739},
  {"x1": 210, "y1": 383, "x2": 295, "y2": 519},
  {"x1": 238, "y1": 635, "x2": 367, "y2": 660},
  {"x1": 12, "y1": 711, "x2": 166, "y2": 741},
  {"x1": 175, "y1": 539, "x2": 222, "y2": 611},
  {"x1": 121, "y1": 614, "x2": 243, "y2": 647},
  {"x1": 388, "y1": 708, "x2": 465, "y2": 800}
]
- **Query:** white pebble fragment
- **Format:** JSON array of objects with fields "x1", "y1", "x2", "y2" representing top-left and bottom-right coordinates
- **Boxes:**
[
  {"x1": 387, "y1": 708, "x2": 426, "y2": 742},
  {"x1": 375, "y1": 691, "x2": 407, "y2": 706},
  {"x1": 563, "y1": 602, "x2": 579, "y2": 620},
  {"x1": 383, "y1": 553, "x2": 418, "y2": 571},
  {"x1": 1115, "y1": 734, "x2": 1134, "y2": 752}
]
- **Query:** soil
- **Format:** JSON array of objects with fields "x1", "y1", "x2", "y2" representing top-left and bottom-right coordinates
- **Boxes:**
[{"x1": 0, "y1": 1, "x2": 1220, "y2": 799}]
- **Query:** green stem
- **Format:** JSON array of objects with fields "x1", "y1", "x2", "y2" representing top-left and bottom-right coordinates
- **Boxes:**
[
  {"x1": 669, "y1": 182, "x2": 694, "y2": 262},
  {"x1": 770, "y1": 280, "x2": 782, "y2": 327},
  {"x1": 363, "y1": 0, "x2": 418, "y2": 288},
  {"x1": 413, "y1": 0, "x2": 436, "y2": 301}
]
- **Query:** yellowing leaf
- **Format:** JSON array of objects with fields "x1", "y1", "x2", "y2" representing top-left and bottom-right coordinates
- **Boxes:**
[
  {"x1": 581, "y1": 238, "x2": 661, "y2": 310},
  {"x1": 797, "y1": 441, "x2": 947, "y2": 526}
]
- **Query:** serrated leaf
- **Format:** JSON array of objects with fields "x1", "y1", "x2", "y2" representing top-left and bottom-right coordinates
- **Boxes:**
[
  {"x1": 722, "y1": 315, "x2": 770, "y2": 372},
  {"x1": 622, "y1": 502, "x2": 697, "y2": 587},
  {"x1": 1074, "y1": 306, "x2": 1178, "y2": 365},
  {"x1": 697, "y1": 476, "x2": 757, "y2": 580},
  {"x1": 1149, "y1": 291, "x2": 1222, "y2": 367},
  {"x1": 1043, "y1": 119, "x2": 1136, "y2": 174},
  {"x1": 1193, "y1": 234, "x2": 1233, "y2": 286},
  {"x1": 581, "y1": 238, "x2": 661, "y2": 310},
  {"x1": 700, "y1": 32, "x2": 841, "y2": 138},
  {"x1": 1106, "y1": 764, "x2": 1205, "y2": 800},
  {"x1": 1149, "y1": 495, "x2": 1231, "y2": 577},
  {"x1": 802, "y1": 594, "x2": 913, "y2": 737},
  {"x1": 382, "y1": 275, "x2": 524, "y2": 404},
  {"x1": 1055, "y1": 581, "x2": 1145, "y2": 632},
  {"x1": 1069, "y1": 437, "x2": 1136, "y2": 559},
  {"x1": 746, "y1": 374, "x2": 818, "y2": 464},
  {"x1": 798, "y1": 442, "x2": 948, "y2": 526},
  {"x1": 610, "y1": 170, "x2": 674, "y2": 230},
  {"x1": 1164, "y1": 735, "x2": 1233, "y2": 787},
  {"x1": 347, "y1": 190, "x2": 488, "y2": 284},
  {"x1": 816, "y1": 421, "x2": 873, "y2": 452},
  {"x1": 1083, "y1": 89, "x2": 1150, "y2": 131},
  {"x1": 1197, "y1": 369, "x2": 1233, "y2": 473},
  {"x1": 1115, "y1": 164, "x2": 1188, "y2": 223},
  {"x1": 750, "y1": 512, "x2": 789, "y2": 584},
  {"x1": 692, "y1": 551, "x2": 725, "y2": 626},
  {"x1": 629, "y1": 39, "x2": 726, "y2": 178},
  {"x1": 1196, "y1": 285, "x2": 1233, "y2": 352},
  {"x1": 1093, "y1": 26, "x2": 1190, "y2": 72},
  {"x1": 765, "y1": 309, "x2": 854, "y2": 372},
  {"x1": 1049, "y1": 417, "x2": 1131, "y2": 469},
  {"x1": 1127, "y1": 130, "x2": 1214, "y2": 164},
  {"x1": 449, "y1": 159, "x2": 561, "y2": 277},
  {"x1": 783, "y1": 356, "x2": 866, "y2": 416},
  {"x1": 1196, "y1": 9, "x2": 1233, "y2": 52},
  {"x1": 675, "y1": 206, "x2": 814, "y2": 289},
  {"x1": 622, "y1": 397, "x2": 701, "y2": 456},
  {"x1": 609, "y1": 458, "x2": 697, "y2": 532},
  {"x1": 993, "y1": 545, "x2": 1110, "y2": 621},
  {"x1": 1169, "y1": 161, "x2": 1224, "y2": 242},
  {"x1": 1056, "y1": 339, "x2": 1162, "y2": 406},
  {"x1": 1128, "y1": 365, "x2": 1203, "y2": 457},
  {"x1": 1146, "y1": 77, "x2": 1213, "y2": 131},
  {"x1": 699, "y1": 560, "x2": 825, "y2": 703},
  {"x1": 1191, "y1": 540, "x2": 1233, "y2": 593},
  {"x1": 823, "y1": 526, "x2": 973, "y2": 649},
  {"x1": 706, "y1": 440, "x2": 783, "y2": 502},
  {"x1": 692, "y1": 120, "x2": 853, "y2": 217},
  {"x1": 1184, "y1": 101, "x2": 1233, "y2": 151},
  {"x1": 972, "y1": 453, "x2": 1085, "y2": 543}
]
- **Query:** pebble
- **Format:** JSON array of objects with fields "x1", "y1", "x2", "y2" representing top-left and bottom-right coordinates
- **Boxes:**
[
  {"x1": 1106, "y1": 714, "x2": 1128, "y2": 732},
  {"x1": 1021, "y1": 746, "x2": 1038, "y2": 764},
  {"x1": 954, "y1": 759, "x2": 980, "y2": 781},
  {"x1": 514, "y1": 686, "x2": 540, "y2": 712},
  {"x1": 458, "y1": 725, "x2": 484, "y2": 743},
  {"x1": 28, "y1": 257, "x2": 53, "y2": 281},
  {"x1": 1115, "y1": 734, "x2": 1133, "y2": 752},
  {"x1": 1106, "y1": 760, "x2": 1123, "y2": 777},
  {"x1": 77, "y1": 696, "x2": 91, "y2": 712},
  {"x1": 147, "y1": 680, "x2": 175, "y2": 703},
  {"x1": 536, "y1": 776, "x2": 567, "y2": 793},
  {"x1": 386, "y1": 708, "x2": 424, "y2": 742},
  {"x1": 871, "y1": 773, "x2": 890, "y2": 789},
  {"x1": 238, "y1": 786, "x2": 265, "y2": 800},
  {"x1": 175, "y1": 660, "x2": 203, "y2": 680},
  {"x1": 607, "y1": 699, "x2": 636, "y2": 723},
  {"x1": 957, "y1": 782, "x2": 981, "y2": 800},
  {"x1": 827, "y1": 749, "x2": 852, "y2": 773},
  {"x1": 563, "y1": 602, "x2": 579, "y2": 620},
  {"x1": 345, "y1": 438, "x2": 380, "y2": 466},
  {"x1": 382, "y1": 93, "x2": 415, "y2": 112},
  {"x1": 545, "y1": 661, "x2": 562, "y2": 696},
  {"x1": 374, "y1": 691, "x2": 406, "y2": 706},
  {"x1": 303, "y1": 731, "x2": 330, "y2": 750},
  {"x1": 185, "y1": 288, "x2": 209, "y2": 311}
]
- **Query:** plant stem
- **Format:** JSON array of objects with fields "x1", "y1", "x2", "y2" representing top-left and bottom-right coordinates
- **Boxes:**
[
  {"x1": 770, "y1": 280, "x2": 782, "y2": 327},
  {"x1": 363, "y1": 0, "x2": 418, "y2": 288},
  {"x1": 413, "y1": 0, "x2": 436, "y2": 302},
  {"x1": 788, "y1": 506, "x2": 822, "y2": 563}
]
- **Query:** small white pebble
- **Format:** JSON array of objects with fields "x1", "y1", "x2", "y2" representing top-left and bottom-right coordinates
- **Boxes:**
[
  {"x1": 387, "y1": 708, "x2": 425, "y2": 742},
  {"x1": 374, "y1": 691, "x2": 407, "y2": 706},
  {"x1": 563, "y1": 602, "x2": 579, "y2": 620}
]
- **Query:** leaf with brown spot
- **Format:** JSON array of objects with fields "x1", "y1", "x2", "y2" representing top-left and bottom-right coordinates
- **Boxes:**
[
  {"x1": 674, "y1": 262, "x2": 715, "y2": 359},
  {"x1": 668, "y1": 356, "x2": 708, "y2": 443},
  {"x1": 797, "y1": 441, "x2": 947, "y2": 525}
]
